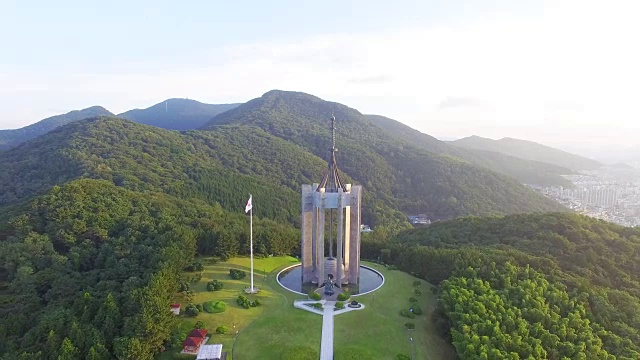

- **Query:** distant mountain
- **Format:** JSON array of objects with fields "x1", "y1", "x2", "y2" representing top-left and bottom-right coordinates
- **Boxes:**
[
  {"x1": 118, "y1": 98, "x2": 240, "y2": 130},
  {"x1": 366, "y1": 115, "x2": 574, "y2": 187},
  {"x1": 0, "y1": 106, "x2": 113, "y2": 150},
  {"x1": 450, "y1": 135, "x2": 602, "y2": 171},
  {"x1": 202, "y1": 90, "x2": 566, "y2": 220}
]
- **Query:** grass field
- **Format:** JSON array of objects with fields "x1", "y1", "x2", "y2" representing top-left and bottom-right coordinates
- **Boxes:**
[
  {"x1": 333, "y1": 262, "x2": 457, "y2": 360},
  {"x1": 157, "y1": 257, "x2": 455, "y2": 360}
]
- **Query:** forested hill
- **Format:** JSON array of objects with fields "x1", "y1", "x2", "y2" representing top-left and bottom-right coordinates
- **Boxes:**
[
  {"x1": 363, "y1": 212, "x2": 640, "y2": 358},
  {"x1": 366, "y1": 114, "x2": 574, "y2": 187},
  {"x1": 202, "y1": 90, "x2": 566, "y2": 218},
  {"x1": 0, "y1": 117, "x2": 323, "y2": 225},
  {"x1": 0, "y1": 179, "x2": 300, "y2": 359},
  {"x1": 0, "y1": 106, "x2": 113, "y2": 151},
  {"x1": 118, "y1": 98, "x2": 239, "y2": 130},
  {"x1": 450, "y1": 135, "x2": 602, "y2": 171}
]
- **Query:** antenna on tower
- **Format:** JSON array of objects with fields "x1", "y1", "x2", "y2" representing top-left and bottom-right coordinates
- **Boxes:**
[
  {"x1": 165, "y1": 101, "x2": 168, "y2": 113},
  {"x1": 331, "y1": 113, "x2": 336, "y2": 152},
  {"x1": 317, "y1": 113, "x2": 346, "y2": 193}
]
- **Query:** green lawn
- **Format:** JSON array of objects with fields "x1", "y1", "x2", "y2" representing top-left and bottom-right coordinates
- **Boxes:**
[
  {"x1": 333, "y1": 262, "x2": 457, "y2": 360},
  {"x1": 157, "y1": 257, "x2": 455, "y2": 360},
  {"x1": 157, "y1": 256, "x2": 302, "y2": 360}
]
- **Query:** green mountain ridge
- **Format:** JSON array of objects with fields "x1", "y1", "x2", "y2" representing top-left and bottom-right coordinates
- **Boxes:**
[
  {"x1": 450, "y1": 135, "x2": 602, "y2": 171},
  {"x1": 0, "y1": 117, "x2": 309, "y2": 224},
  {"x1": 0, "y1": 99, "x2": 240, "y2": 152},
  {"x1": 366, "y1": 114, "x2": 574, "y2": 187},
  {"x1": 118, "y1": 98, "x2": 240, "y2": 130},
  {"x1": 203, "y1": 90, "x2": 566, "y2": 219},
  {"x1": 0, "y1": 106, "x2": 113, "y2": 151}
]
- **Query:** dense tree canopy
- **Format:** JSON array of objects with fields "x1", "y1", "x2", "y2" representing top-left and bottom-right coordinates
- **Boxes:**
[
  {"x1": 363, "y1": 212, "x2": 640, "y2": 358},
  {"x1": 0, "y1": 179, "x2": 300, "y2": 359}
]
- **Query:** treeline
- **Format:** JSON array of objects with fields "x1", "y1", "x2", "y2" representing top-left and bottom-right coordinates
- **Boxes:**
[
  {"x1": 362, "y1": 212, "x2": 640, "y2": 358},
  {"x1": 0, "y1": 179, "x2": 300, "y2": 359}
]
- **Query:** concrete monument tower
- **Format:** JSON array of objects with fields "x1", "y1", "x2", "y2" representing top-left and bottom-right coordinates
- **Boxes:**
[{"x1": 301, "y1": 115, "x2": 362, "y2": 286}]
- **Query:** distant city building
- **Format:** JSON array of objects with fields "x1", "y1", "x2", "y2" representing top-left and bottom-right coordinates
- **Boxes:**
[{"x1": 533, "y1": 167, "x2": 640, "y2": 227}]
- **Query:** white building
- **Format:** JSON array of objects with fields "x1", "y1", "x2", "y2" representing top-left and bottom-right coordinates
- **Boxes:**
[{"x1": 196, "y1": 344, "x2": 223, "y2": 360}]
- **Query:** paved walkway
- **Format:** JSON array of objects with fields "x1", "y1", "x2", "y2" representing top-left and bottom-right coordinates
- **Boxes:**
[{"x1": 320, "y1": 301, "x2": 335, "y2": 360}]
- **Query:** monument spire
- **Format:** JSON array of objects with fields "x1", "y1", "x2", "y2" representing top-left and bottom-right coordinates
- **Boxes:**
[{"x1": 318, "y1": 114, "x2": 346, "y2": 193}]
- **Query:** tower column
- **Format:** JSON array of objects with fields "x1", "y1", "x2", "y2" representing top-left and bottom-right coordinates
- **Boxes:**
[
  {"x1": 336, "y1": 189, "x2": 344, "y2": 286},
  {"x1": 317, "y1": 189, "x2": 326, "y2": 284},
  {"x1": 301, "y1": 185, "x2": 313, "y2": 283},
  {"x1": 348, "y1": 186, "x2": 362, "y2": 284}
]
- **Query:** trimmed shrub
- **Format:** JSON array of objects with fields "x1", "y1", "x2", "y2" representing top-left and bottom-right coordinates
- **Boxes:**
[
  {"x1": 411, "y1": 305, "x2": 423, "y2": 315},
  {"x1": 409, "y1": 297, "x2": 418, "y2": 303},
  {"x1": 237, "y1": 295, "x2": 251, "y2": 309},
  {"x1": 194, "y1": 321, "x2": 205, "y2": 329},
  {"x1": 310, "y1": 302, "x2": 323, "y2": 310},
  {"x1": 215, "y1": 325, "x2": 230, "y2": 335},
  {"x1": 214, "y1": 301, "x2": 227, "y2": 312},
  {"x1": 400, "y1": 309, "x2": 415, "y2": 319},
  {"x1": 337, "y1": 291, "x2": 350, "y2": 301},
  {"x1": 203, "y1": 301, "x2": 226, "y2": 313},
  {"x1": 207, "y1": 280, "x2": 224, "y2": 291},
  {"x1": 404, "y1": 322, "x2": 415, "y2": 330},
  {"x1": 229, "y1": 269, "x2": 246, "y2": 280},
  {"x1": 414, "y1": 288, "x2": 422, "y2": 296},
  {"x1": 185, "y1": 304, "x2": 199, "y2": 317},
  {"x1": 250, "y1": 299, "x2": 261, "y2": 307},
  {"x1": 413, "y1": 280, "x2": 422, "y2": 287},
  {"x1": 335, "y1": 301, "x2": 345, "y2": 310},
  {"x1": 195, "y1": 303, "x2": 203, "y2": 312},
  {"x1": 308, "y1": 290, "x2": 322, "y2": 301}
]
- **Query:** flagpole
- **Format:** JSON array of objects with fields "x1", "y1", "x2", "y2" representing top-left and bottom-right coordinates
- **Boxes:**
[{"x1": 250, "y1": 198, "x2": 254, "y2": 292}]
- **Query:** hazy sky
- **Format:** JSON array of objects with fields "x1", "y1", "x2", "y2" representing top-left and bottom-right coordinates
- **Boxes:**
[{"x1": 1, "y1": 0, "x2": 638, "y2": 159}]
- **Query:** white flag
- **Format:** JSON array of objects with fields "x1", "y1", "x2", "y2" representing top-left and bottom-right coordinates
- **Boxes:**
[{"x1": 245, "y1": 195, "x2": 252, "y2": 213}]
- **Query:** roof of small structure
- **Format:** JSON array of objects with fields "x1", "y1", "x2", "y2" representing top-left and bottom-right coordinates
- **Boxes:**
[
  {"x1": 183, "y1": 336, "x2": 204, "y2": 347},
  {"x1": 188, "y1": 328, "x2": 208, "y2": 338},
  {"x1": 170, "y1": 303, "x2": 181, "y2": 308}
]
